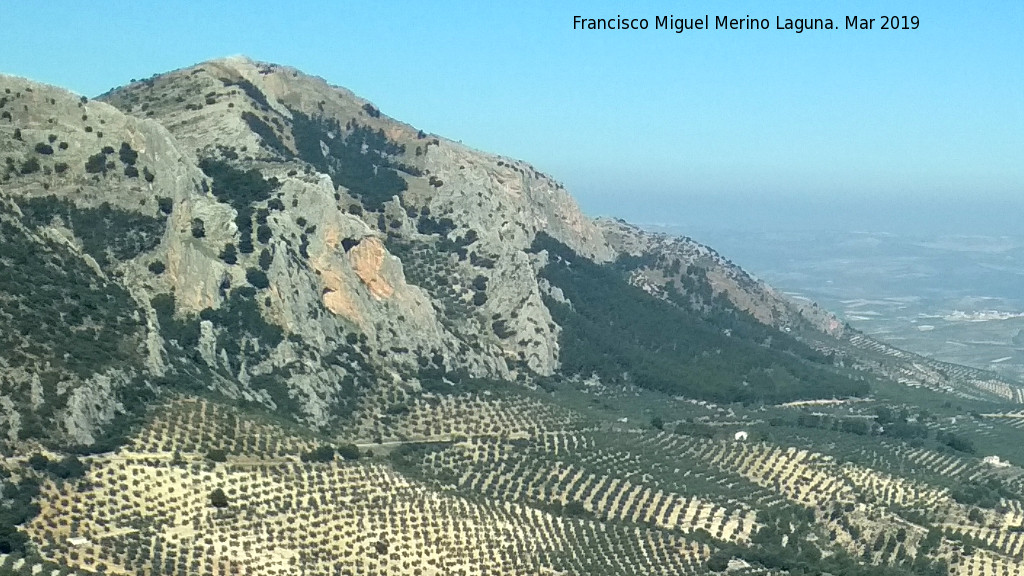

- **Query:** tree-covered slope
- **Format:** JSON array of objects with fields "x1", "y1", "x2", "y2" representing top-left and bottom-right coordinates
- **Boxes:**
[{"x1": 534, "y1": 232, "x2": 868, "y2": 403}]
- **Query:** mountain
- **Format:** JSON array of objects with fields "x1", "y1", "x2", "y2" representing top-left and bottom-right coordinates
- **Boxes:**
[{"x1": 2, "y1": 57, "x2": 1024, "y2": 576}]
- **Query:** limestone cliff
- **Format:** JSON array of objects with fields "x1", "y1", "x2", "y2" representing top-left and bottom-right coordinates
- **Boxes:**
[{"x1": 2, "y1": 56, "x2": 1012, "y2": 448}]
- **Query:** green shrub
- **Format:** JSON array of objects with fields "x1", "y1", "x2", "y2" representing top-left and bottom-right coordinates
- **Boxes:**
[
  {"x1": 85, "y1": 153, "x2": 106, "y2": 174},
  {"x1": 157, "y1": 197, "x2": 173, "y2": 215},
  {"x1": 19, "y1": 157, "x2": 40, "y2": 174},
  {"x1": 706, "y1": 554, "x2": 730, "y2": 572},
  {"x1": 27, "y1": 452, "x2": 49, "y2": 471},
  {"x1": 210, "y1": 488, "x2": 229, "y2": 508},
  {"x1": 337, "y1": 443, "x2": 361, "y2": 461},
  {"x1": 301, "y1": 445, "x2": 336, "y2": 463},
  {"x1": 219, "y1": 243, "x2": 237, "y2": 265},
  {"x1": 256, "y1": 224, "x2": 272, "y2": 244},
  {"x1": 49, "y1": 455, "x2": 86, "y2": 479},
  {"x1": 118, "y1": 142, "x2": 138, "y2": 165},
  {"x1": 564, "y1": 501, "x2": 586, "y2": 516},
  {"x1": 34, "y1": 143, "x2": 53, "y2": 155},
  {"x1": 246, "y1": 268, "x2": 269, "y2": 289},
  {"x1": 148, "y1": 261, "x2": 165, "y2": 274}
]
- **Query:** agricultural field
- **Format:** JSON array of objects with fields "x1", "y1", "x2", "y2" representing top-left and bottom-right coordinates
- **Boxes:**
[
  {"x1": 15, "y1": 397, "x2": 719, "y2": 576},
  {"x1": 4, "y1": 379, "x2": 1024, "y2": 576}
]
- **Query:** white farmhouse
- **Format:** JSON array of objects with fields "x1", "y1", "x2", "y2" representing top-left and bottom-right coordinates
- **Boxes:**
[{"x1": 983, "y1": 455, "x2": 1010, "y2": 468}]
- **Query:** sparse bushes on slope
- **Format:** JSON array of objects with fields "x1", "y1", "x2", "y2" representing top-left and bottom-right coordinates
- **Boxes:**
[
  {"x1": 290, "y1": 110, "x2": 408, "y2": 211},
  {"x1": 221, "y1": 77, "x2": 271, "y2": 109},
  {"x1": 241, "y1": 111, "x2": 291, "y2": 158},
  {"x1": 198, "y1": 158, "x2": 280, "y2": 254},
  {"x1": 19, "y1": 195, "x2": 165, "y2": 267}
]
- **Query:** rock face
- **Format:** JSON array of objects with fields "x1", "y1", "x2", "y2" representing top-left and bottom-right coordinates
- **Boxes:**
[
  {"x1": 2, "y1": 56, "x2": 1011, "y2": 447},
  {"x1": 0, "y1": 58, "x2": 620, "y2": 442}
]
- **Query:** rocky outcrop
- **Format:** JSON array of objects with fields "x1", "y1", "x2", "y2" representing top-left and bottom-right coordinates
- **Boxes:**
[
  {"x1": 595, "y1": 218, "x2": 846, "y2": 338},
  {"x1": 2, "y1": 56, "x2": 948, "y2": 449},
  {"x1": 96, "y1": 56, "x2": 615, "y2": 384}
]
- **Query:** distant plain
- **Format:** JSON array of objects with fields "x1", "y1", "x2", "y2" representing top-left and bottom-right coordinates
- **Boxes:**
[{"x1": 656, "y1": 226, "x2": 1024, "y2": 382}]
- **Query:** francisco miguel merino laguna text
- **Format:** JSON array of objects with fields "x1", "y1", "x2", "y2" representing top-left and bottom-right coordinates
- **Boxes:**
[{"x1": 573, "y1": 15, "x2": 921, "y2": 33}]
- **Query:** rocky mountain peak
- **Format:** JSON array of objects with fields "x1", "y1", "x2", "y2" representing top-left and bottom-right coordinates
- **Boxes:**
[{"x1": 2, "y1": 56, "x2": 1015, "y2": 450}]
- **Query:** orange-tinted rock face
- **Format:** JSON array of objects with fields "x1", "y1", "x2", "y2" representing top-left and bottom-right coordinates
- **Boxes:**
[
  {"x1": 349, "y1": 237, "x2": 394, "y2": 300},
  {"x1": 322, "y1": 288, "x2": 360, "y2": 323},
  {"x1": 309, "y1": 252, "x2": 362, "y2": 325}
]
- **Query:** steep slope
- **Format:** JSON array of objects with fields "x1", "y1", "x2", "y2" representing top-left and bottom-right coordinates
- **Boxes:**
[
  {"x1": 6, "y1": 57, "x2": 1024, "y2": 576},
  {"x1": 596, "y1": 217, "x2": 846, "y2": 337},
  {"x1": 95, "y1": 57, "x2": 888, "y2": 409},
  {"x1": 1, "y1": 58, "x2": 621, "y2": 446},
  {"x1": 97, "y1": 56, "x2": 617, "y2": 393},
  {"x1": 595, "y1": 218, "x2": 1024, "y2": 402},
  {"x1": 0, "y1": 76, "x2": 199, "y2": 445},
  {"x1": 3, "y1": 56, "x2": 1018, "y2": 449}
]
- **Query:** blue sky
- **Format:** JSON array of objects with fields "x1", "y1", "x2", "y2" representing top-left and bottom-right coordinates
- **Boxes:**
[{"x1": 3, "y1": 1, "x2": 1021, "y2": 230}]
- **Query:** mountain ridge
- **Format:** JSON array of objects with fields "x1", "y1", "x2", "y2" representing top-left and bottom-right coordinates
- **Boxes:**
[
  {"x1": 1, "y1": 56, "x2": 1020, "y2": 446},
  {"x1": 3, "y1": 55, "x2": 1024, "y2": 576}
]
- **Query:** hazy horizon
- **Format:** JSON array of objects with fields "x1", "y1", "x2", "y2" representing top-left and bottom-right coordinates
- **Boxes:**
[{"x1": 619, "y1": 194, "x2": 1024, "y2": 238}]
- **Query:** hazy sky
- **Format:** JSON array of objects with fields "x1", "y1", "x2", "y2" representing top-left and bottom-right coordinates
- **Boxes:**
[{"x1": 3, "y1": 1, "x2": 1021, "y2": 231}]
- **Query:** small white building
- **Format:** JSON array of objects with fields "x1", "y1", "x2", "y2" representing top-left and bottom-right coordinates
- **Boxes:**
[
  {"x1": 983, "y1": 455, "x2": 1010, "y2": 468},
  {"x1": 734, "y1": 430, "x2": 749, "y2": 441}
]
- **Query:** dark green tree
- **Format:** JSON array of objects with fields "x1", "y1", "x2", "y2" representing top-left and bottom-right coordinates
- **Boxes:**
[{"x1": 210, "y1": 488, "x2": 229, "y2": 508}]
